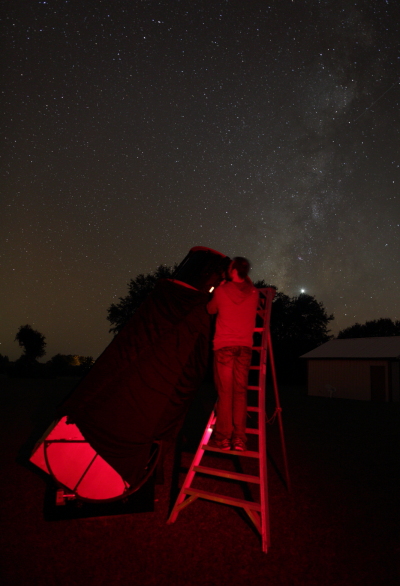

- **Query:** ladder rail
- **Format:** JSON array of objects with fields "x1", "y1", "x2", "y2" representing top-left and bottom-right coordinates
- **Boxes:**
[
  {"x1": 167, "y1": 409, "x2": 216, "y2": 524},
  {"x1": 258, "y1": 287, "x2": 272, "y2": 551}
]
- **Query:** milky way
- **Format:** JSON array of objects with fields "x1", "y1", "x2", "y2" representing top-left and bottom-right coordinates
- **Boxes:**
[{"x1": 1, "y1": 1, "x2": 399, "y2": 360}]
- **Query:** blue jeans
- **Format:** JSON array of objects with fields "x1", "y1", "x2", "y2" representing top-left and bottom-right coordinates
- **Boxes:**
[{"x1": 213, "y1": 346, "x2": 252, "y2": 442}]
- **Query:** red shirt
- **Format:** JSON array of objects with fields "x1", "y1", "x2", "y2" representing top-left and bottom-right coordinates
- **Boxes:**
[{"x1": 207, "y1": 278, "x2": 259, "y2": 350}]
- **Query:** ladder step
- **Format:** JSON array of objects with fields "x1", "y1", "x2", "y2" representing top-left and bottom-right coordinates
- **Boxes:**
[
  {"x1": 246, "y1": 427, "x2": 259, "y2": 434},
  {"x1": 193, "y1": 466, "x2": 260, "y2": 484},
  {"x1": 249, "y1": 365, "x2": 261, "y2": 370},
  {"x1": 202, "y1": 444, "x2": 260, "y2": 458},
  {"x1": 247, "y1": 385, "x2": 260, "y2": 391},
  {"x1": 183, "y1": 488, "x2": 262, "y2": 511},
  {"x1": 253, "y1": 327, "x2": 264, "y2": 332},
  {"x1": 247, "y1": 406, "x2": 260, "y2": 412}
]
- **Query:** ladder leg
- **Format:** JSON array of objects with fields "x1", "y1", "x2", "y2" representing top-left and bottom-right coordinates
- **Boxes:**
[
  {"x1": 258, "y1": 411, "x2": 270, "y2": 552},
  {"x1": 258, "y1": 325, "x2": 271, "y2": 552},
  {"x1": 267, "y1": 331, "x2": 291, "y2": 492}
]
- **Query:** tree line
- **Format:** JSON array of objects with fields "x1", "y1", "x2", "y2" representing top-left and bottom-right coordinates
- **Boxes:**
[
  {"x1": 106, "y1": 265, "x2": 399, "y2": 383},
  {"x1": 107, "y1": 268, "x2": 334, "y2": 382},
  {"x1": 2, "y1": 265, "x2": 398, "y2": 381},
  {"x1": 337, "y1": 318, "x2": 400, "y2": 338},
  {"x1": 0, "y1": 325, "x2": 94, "y2": 378}
]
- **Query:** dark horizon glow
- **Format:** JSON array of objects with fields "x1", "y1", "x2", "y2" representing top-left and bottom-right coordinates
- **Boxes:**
[{"x1": 1, "y1": 1, "x2": 399, "y2": 361}]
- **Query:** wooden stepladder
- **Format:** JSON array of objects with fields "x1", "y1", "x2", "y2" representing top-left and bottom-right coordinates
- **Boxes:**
[{"x1": 167, "y1": 287, "x2": 290, "y2": 553}]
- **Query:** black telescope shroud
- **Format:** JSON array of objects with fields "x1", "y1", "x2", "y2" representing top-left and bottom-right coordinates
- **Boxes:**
[{"x1": 61, "y1": 247, "x2": 229, "y2": 490}]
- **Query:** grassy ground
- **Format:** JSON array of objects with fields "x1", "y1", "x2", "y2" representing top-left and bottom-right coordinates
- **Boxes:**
[{"x1": 0, "y1": 376, "x2": 399, "y2": 586}]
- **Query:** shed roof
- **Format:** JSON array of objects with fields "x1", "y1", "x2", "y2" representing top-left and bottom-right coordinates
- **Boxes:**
[{"x1": 301, "y1": 337, "x2": 400, "y2": 359}]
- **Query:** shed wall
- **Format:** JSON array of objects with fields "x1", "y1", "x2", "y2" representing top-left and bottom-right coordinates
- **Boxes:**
[{"x1": 307, "y1": 359, "x2": 388, "y2": 401}]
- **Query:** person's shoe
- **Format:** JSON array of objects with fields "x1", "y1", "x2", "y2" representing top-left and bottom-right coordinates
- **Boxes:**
[
  {"x1": 232, "y1": 439, "x2": 246, "y2": 452},
  {"x1": 213, "y1": 438, "x2": 231, "y2": 451}
]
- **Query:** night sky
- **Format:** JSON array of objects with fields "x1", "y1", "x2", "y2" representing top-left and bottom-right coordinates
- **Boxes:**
[{"x1": 2, "y1": 0, "x2": 399, "y2": 361}]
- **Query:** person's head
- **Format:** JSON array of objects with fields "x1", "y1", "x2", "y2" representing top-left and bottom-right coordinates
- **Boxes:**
[{"x1": 228, "y1": 257, "x2": 251, "y2": 281}]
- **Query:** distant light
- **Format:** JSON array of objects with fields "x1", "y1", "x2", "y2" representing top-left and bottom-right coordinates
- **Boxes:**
[
  {"x1": 300, "y1": 289, "x2": 305, "y2": 293},
  {"x1": 209, "y1": 286, "x2": 214, "y2": 293}
]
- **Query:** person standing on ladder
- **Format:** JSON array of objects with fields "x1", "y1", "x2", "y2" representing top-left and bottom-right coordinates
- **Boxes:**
[{"x1": 207, "y1": 257, "x2": 259, "y2": 452}]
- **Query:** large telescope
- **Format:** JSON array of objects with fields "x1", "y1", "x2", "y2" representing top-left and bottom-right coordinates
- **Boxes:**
[{"x1": 30, "y1": 247, "x2": 229, "y2": 503}]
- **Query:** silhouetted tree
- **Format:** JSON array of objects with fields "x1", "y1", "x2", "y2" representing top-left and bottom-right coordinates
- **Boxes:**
[
  {"x1": 253, "y1": 279, "x2": 275, "y2": 289},
  {"x1": 270, "y1": 292, "x2": 333, "y2": 346},
  {"x1": 107, "y1": 264, "x2": 177, "y2": 334},
  {"x1": 15, "y1": 325, "x2": 46, "y2": 363},
  {"x1": 78, "y1": 356, "x2": 95, "y2": 370},
  {"x1": 47, "y1": 354, "x2": 94, "y2": 376},
  {"x1": 267, "y1": 292, "x2": 334, "y2": 382},
  {"x1": 0, "y1": 354, "x2": 10, "y2": 374},
  {"x1": 338, "y1": 318, "x2": 400, "y2": 338}
]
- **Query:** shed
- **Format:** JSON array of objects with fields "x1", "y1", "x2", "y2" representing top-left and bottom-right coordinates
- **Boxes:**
[{"x1": 301, "y1": 337, "x2": 400, "y2": 401}]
